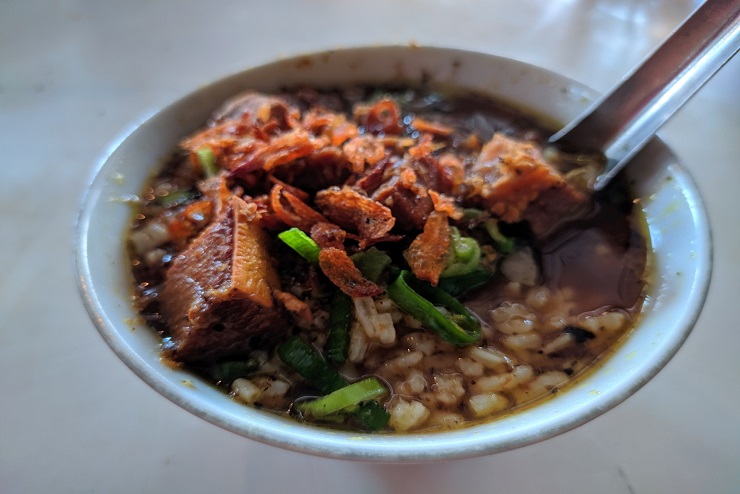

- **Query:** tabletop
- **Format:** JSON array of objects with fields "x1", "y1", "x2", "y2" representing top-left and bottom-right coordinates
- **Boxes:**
[{"x1": 1, "y1": 1, "x2": 738, "y2": 493}]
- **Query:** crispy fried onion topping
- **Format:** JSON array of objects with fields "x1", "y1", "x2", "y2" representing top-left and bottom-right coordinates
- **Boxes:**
[
  {"x1": 310, "y1": 222, "x2": 347, "y2": 250},
  {"x1": 353, "y1": 98, "x2": 403, "y2": 135},
  {"x1": 318, "y1": 247, "x2": 383, "y2": 298},
  {"x1": 269, "y1": 184, "x2": 328, "y2": 232},
  {"x1": 314, "y1": 186, "x2": 395, "y2": 244},
  {"x1": 403, "y1": 211, "x2": 451, "y2": 286}
]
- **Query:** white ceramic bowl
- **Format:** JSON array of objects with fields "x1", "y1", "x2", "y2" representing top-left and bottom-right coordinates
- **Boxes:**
[{"x1": 75, "y1": 46, "x2": 712, "y2": 461}]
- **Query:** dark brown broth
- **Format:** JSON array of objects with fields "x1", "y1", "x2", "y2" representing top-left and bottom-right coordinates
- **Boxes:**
[
  {"x1": 539, "y1": 203, "x2": 647, "y2": 314},
  {"x1": 128, "y1": 86, "x2": 649, "y2": 432}
]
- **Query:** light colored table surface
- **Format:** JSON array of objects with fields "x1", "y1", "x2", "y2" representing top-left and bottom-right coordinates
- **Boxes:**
[{"x1": 2, "y1": 1, "x2": 738, "y2": 492}]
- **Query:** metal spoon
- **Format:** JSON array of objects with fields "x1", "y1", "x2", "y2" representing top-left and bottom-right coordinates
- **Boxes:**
[{"x1": 549, "y1": 0, "x2": 740, "y2": 190}]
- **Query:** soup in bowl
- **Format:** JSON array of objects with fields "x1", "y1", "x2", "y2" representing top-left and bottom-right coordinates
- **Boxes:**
[{"x1": 75, "y1": 46, "x2": 711, "y2": 461}]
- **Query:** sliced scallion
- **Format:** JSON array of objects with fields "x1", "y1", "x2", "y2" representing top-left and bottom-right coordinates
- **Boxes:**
[
  {"x1": 196, "y1": 147, "x2": 219, "y2": 178},
  {"x1": 324, "y1": 290, "x2": 353, "y2": 366},
  {"x1": 277, "y1": 336, "x2": 390, "y2": 431},
  {"x1": 351, "y1": 247, "x2": 392, "y2": 282},
  {"x1": 296, "y1": 377, "x2": 388, "y2": 418},
  {"x1": 441, "y1": 227, "x2": 481, "y2": 277},
  {"x1": 437, "y1": 267, "x2": 492, "y2": 297},
  {"x1": 278, "y1": 228, "x2": 321, "y2": 264},
  {"x1": 204, "y1": 359, "x2": 260, "y2": 384},
  {"x1": 387, "y1": 270, "x2": 481, "y2": 347},
  {"x1": 461, "y1": 208, "x2": 484, "y2": 220},
  {"x1": 484, "y1": 220, "x2": 515, "y2": 254},
  {"x1": 277, "y1": 336, "x2": 347, "y2": 394},
  {"x1": 353, "y1": 400, "x2": 391, "y2": 431}
]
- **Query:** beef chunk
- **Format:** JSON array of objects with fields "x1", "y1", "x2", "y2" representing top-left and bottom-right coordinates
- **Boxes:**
[
  {"x1": 364, "y1": 137, "x2": 460, "y2": 232},
  {"x1": 520, "y1": 185, "x2": 589, "y2": 237},
  {"x1": 464, "y1": 133, "x2": 587, "y2": 236},
  {"x1": 160, "y1": 196, "x2": 287, "y2": 363},
  {"x1": 367, "y1": 157, "x2": 440, "y2": 231},
  {"x1": 372, "y1": 173, "x2": 434, "y2": 231}
]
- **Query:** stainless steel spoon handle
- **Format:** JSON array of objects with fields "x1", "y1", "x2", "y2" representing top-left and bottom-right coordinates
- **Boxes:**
[{"x1": 550, "y1": 0, "x2": 740, "y2": 190}]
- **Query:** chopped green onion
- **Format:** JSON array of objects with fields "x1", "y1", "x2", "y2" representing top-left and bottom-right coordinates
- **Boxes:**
[
  {"x1": 278, "y1": 337, "x2": 390, "y2": 431},
  {"x1": 278, "y1": 228, "x2": 321, "y2": 264},
  {"x1": 450, "y1": 230, "x2": 478, "y2": 263},
  {"x1": 196, "y1": 147, "x2": 219, "y2": 177},
  {"x1": 461, "y1": 208, "x2": 484, "y2": 220},
  {"x1": 387, "y1": 270, "x2": 481, "y2": 346},
  {"x1": 441, "y1": 228, "x2": 481, "y2": 277},
  {"x1": 277, "y1": 336, "x2": 348, "y2": 394},
  {"x1": 204, "y1": 359, "x2": 260, "y2": 384},
  {"x1": 296, "y1": 377, "x2": 388, "y2": 418},
  {"x1": 438, "y1": 267, "x2": 493, "y2": 297},
  {"x1": 324, "y1": 290, "x2": 353, "y2": 365},
  {"x1": 484, "y1": 220, "x2": 515, "y2": 254},
  {"x1": 351, "y1": 247, "x2": 392, "y2": 282},
  {"x1": 353, "y1": 401, "x2": 391, "y2": 431}
]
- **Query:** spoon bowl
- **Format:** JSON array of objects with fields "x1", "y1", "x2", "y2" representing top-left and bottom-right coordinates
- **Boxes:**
[{"x1": 551, "y1": 0, "x2": 740, "y2": 189}]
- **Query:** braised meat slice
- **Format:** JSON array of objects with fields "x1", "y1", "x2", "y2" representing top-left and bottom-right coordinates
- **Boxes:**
[
  {"x1": 160, "y1": 196, "x2": 287, "y2": 363},
  {"x1": 464, "y1": 133, "x2": 587, "y2": 236},
  {"x1": 371, "y1": 169, "x2": 435, "y2": 231},
  {"x1": 520, "y1": 185, "x2": 589, "y2": 238},
  {"x1": 365, "y1": 135, "x2": 460, "y2": 231}
]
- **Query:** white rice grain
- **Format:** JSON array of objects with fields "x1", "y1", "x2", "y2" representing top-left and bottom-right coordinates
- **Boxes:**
[
  {"x1": 431, "y1": 373, "x2": 466, "y2": 407},
  {"x1": 402, "y1": 314, "x2": 423, "y2": 329},
  {"x1": 382, "y1": 350, "x2": 424, "y2": 374},
  {"x1": 580, "y1": 315, "x2": 602, "y2": 333},
  {"x1": 502, "y1": 333, "x2": 542, "y2": 351},
  {"x1": 511, "y1": 365, "x2": 535, "y2": 385},
  {"x1": 427, "y1": 411, "x2": 465, "y2": 429},
  {"x1": 402, "y1": 332, "x2": 437, "y2": 356},
  {"x1": 497, "y1": 317, "x2": 536, "y2": 335},
  {"x1": 396, "y1": 369, "x2": 427, "y2": 395},
  {"x1": 601, "y1": 311, "x2": 628, "y2": 332},
  {"x1": 354, "y1": 296, "x2": 397, "y2": 344},
  {"x1": 543, "y1": 332, "x2": 576, "y2": 354},
  {"x1": 388, "y1": 398, "x2": 431, "y2": 432},
  {"x1": 503, "y1": 281, "x2": 523, "y2": 297},
  {"x1": 376, "y1": 313, "x2": 396, "y2": 345},
  {"x1": 354, "y1": 297, "x2": 379, "y2": 338},
  {"x1": 469, "y1": 346, "x2": 511, "y2": 371},
  {"x1": 500, "y1": 247, "x2": 538, "y2": 286},
  {"x1": 231, "y1": 378, "x2": 261, "y2": 404},
  {"x1": 374, "y1": 297, "x2": 394, "y2": 313},
  {"x1": 490, "y1": 302, "x2": 531, "y2": 323},
  {"x1": 348, "y1": 322, "x2": 368, "y2": 363},
  {"x1": 525, "y1": 286, "x2": 553, "y2": 310},
  {"x1": 527, "y1": 371, "x2": 570, "y2": 395},
  {"x1": 251, "y1": 376, "x2": 290, "y2": 398},
  {"x1": 468, "y1": 393, "x2": 510, "y2": 417},
  {"x1": 456, "y1": 357, "x2": 484, "y2": 377},
  {"x1": 469, "y1": 366, "x2": 532, "y2": 395},
  {"x1": 470, "y1": 373, "x2": 517, "y2": 394}
]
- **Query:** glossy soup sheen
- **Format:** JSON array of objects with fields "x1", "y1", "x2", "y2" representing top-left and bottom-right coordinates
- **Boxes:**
[{"x1": 128, "y1": 86, "x2": 649, "y2": 433}]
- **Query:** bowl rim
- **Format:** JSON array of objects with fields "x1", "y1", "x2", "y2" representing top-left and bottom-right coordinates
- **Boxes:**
[{"x1": 74, "y1": 44, "x2": 713, "y2": 461}]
